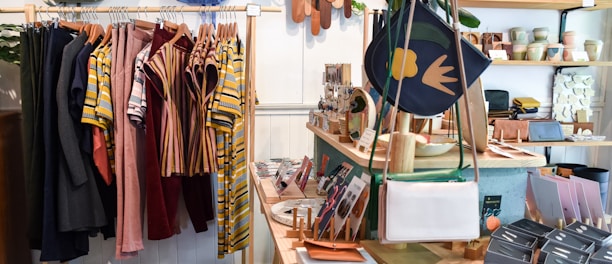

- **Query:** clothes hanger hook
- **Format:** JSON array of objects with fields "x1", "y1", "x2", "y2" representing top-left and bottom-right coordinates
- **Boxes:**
[{"x1": 180, "y1": 6, "x2": 185, "y2": 24}]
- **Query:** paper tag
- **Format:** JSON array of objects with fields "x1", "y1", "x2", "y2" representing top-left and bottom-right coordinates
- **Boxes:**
[
  {"x1": 488, "y1": 49, "x2": 508, "y2": 60},
  {"x1": 246, "y1": 4, "x2": 261, "y2": 17},
  {"x1": 317, "y1": 176, "x2": 328, "y2": 192},
  {"x1": 360, "y1": 172, "x2": 371, "y2": 185},
  {"x1": 582, "y1": 0, "x2": 595, "y2": 7},
  {"x1": 357, "y1": 128, "x2": 376, "y2": 152},
  {"x1": 322, "y1": 115, "x2": 329, "y2": 132},
  {"x1": 572, "y1": 51, "x2": 590, "y2": 62},
  {"x1": 309, "y1": 110, "x2": 315, "y2": 125}
]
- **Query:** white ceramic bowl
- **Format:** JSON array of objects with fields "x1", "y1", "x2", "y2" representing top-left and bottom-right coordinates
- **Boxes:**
[{"x1": 377, "y1": 134, "x2": 457, "y2": 157}]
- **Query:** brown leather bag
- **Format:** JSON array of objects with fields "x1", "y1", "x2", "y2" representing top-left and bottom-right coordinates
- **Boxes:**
[
  {"x1": 493, "y1": 119, "x2": 529, "y2": 141},
  {"x1": 303, "y1": 240, "x2": 365, "y2": 262}
]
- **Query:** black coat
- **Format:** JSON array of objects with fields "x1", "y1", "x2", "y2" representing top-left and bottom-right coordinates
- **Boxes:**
[{"x1": 40, "y1": 28, "x2": 89, "y2": 262}]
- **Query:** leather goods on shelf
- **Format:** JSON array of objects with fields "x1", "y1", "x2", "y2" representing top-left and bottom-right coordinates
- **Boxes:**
[
  {"x1": 303, "y1": 240, "x2": 366, "y2": 262},
  {"x1": 492, "y1": 119, "x2": 529, "y2": 141},
  {"x1": 528, "y1": 120, "x2": 565, "y2": 142},
  {"x1": 484, "y1": 89, "x2": 509, "y2": 111},
  {"x1": 513, "y1": 97, "x2": 540, "y2": 113}
]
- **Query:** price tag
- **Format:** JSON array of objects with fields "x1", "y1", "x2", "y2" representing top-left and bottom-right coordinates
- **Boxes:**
[
  {"x1": 582, "y1": 0, "x2": 595, "y2": 7},
  {"x1": 360, "y1": 172, "x2": 371, "y2": 185},
  {"x1": 317, "y1": 176, "x2": 329, "y2": 193},
  {"x1": 309, "y1": 110, "x2": 315, "y2": 125},
  {"x1": 322, "y1": 115, "x2": 329, "y2": 132},
  {"x1": 488, "y1": 49, "x2": 508, "y2": 60},
  {"x1": 246, "y1": 4, "x2": 261, "y2": 17},
  {"x1": 572, "y1": 51, "x2": 590, "y2": 61},
  {"x1": 357, "y1": 128, "x2": 376, "y2": 152}
]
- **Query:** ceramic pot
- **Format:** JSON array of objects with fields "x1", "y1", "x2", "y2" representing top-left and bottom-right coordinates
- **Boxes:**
[
  {"x1": 562, "y1": 31, "x2": 576, "y2": 46},
  {"x1": 533, "y1": 27, "x2": 549, "y2": 41},
  {"x1": 526, "y1": 43, "x2": 546, "y2": 61},
  {"x1": 512, "y1": 40, "x2": 527, "y2": 60},
  {"x1": 584, "y1": 39, "x2": 603, "y2": 61},
  {"x1": 563, "y1": 44, "x2": 575, "y2": 61},
  {"x1": 547, "y1": 43, "x2": 564, "y2": 62},
  {"x1": 510, "y1": 27, "x2": 528, "y2": 42},
  {"x1": 555, "y1": 163, "x2": 587, "y2": 177},
  {"x1": 573, "y1": 167, "x2": 610, "y2": 209}
]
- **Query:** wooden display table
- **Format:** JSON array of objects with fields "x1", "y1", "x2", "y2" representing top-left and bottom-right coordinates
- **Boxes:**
[
  {"x1": 306, "y1": 122, "x2": 547, "y2": 169},
  {"x1": 249, "y1": 163, "x2": 489, "y2": 264}
]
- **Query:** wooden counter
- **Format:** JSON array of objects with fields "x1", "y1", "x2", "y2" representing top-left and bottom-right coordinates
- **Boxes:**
[
  {"x1": 307, "y1": 123, "x2": 547, "y2": 169},
  {"x1": 250, "y1": 161, "x2": 490, "y2": 264}
]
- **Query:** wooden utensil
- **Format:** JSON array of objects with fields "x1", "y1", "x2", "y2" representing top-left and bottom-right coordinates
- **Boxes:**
[
  {"x1": 344, "y1": 0, "x2": 352, "y2": 18},
  {"x1": 305, "y1": 0, "x2": 312, "y2": 16},
  {"x1": 292, "y1": 0, "x2": 306, "y2": 23},
  {"x1": 320, "y1": 0, "x2": 332, "y2": 29},
  {"x1": 311, "y1": 0, "x2": 321, "y2": 35},
  {"x1": 332, "y1": 0, "x2": 343, "y2": 9}
]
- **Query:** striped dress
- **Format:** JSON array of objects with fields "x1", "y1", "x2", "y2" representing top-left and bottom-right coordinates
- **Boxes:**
[{"x1": 207, "y1": 37, "x2": 249, "y2": 258}]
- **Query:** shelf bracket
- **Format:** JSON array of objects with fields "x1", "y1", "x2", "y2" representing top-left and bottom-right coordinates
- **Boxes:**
[{"x1": 559, "y1": 5, "x2": 596, "y2": 42}]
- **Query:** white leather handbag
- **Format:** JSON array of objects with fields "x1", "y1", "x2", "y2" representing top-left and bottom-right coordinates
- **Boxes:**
[{"x1": 372, "y1": 0, "x2": 483, "y2": 244}]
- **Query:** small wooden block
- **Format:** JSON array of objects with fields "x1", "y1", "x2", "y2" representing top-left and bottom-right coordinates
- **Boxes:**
[
  {"x1": 464, "y1": 241, "x2": 484, "y2": 260},
  {"x1": 291, "y1": 241, "x2": 305, "y2": 249},
  {"x1": 287, "y1": 230, "x2": 313, "y2": 238},
  {"x1": 259, "y1": 178, "x2": 305, "y2": 203},
  {"x1": 442, "y1": 241, "x2": 467, "y2": 250},
  {"x1": 328, "y1": 119, "x2": 341, "y2": 134},
  {"x1": 338, "y1": 135, "x2": 352, "y2": 143}
]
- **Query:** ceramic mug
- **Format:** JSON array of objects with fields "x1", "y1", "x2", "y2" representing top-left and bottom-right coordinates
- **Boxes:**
[
  {"x1": 512, "y1": 41, "x2": 527, "y2": 60},
  {"x1": 510, "y1": 27, "x2": 528, "y2": 42},
  {"x1": 563, "y1": 44, "x2": 575, "y2": 61},
  {"x1": 562, "y1": 31, "x2": 576, "y2": 46},
  {"x1": 547, "y1": 43, "x2": 564, "y2": 62},
  {"x1": 533, "y1": 27, "x2": 549, "y2": 41},
  {"x1": 584, "y1": 39, "x2": 603, "y2": 61},
  {"x1": 526, "y1": 43, "x2": 545, "y2": 61}
]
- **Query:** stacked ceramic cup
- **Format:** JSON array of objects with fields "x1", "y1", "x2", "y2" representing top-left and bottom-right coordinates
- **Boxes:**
[
  {"x1": 526, "y1": 27, "x2": 549, "y2": 61},
  {"x1": 510, "y1": 27, "x2": 528, "y2": 60},
  {"x1": 562, "y1": 31, "x2": 576, "y2": 61}
]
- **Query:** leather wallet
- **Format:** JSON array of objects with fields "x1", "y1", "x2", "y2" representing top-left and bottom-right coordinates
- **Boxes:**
[
  {"x1": 303, "y1": 240, "x2": 366, "y2": 262},
  {"x1": 528, "y1": 121, "x2": 565, "y2": 142},
  {"x1": 492, "y1": 119, "x2": 529, "y2": 141}
]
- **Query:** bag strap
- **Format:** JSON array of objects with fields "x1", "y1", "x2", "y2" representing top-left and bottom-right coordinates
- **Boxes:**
[{"x1": 368, "y1": 0, "x2": 479, "y2": 185}]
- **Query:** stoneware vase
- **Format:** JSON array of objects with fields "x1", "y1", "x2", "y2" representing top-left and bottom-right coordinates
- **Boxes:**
[
  {"x1": 584, "y1": 39, "x2": 603, "y2": 61},
  {"x1": 533, "y1": 27, "x2": 549, "y2": 41},
  {"x1": 547, "y1": 43, "x2": 564, "y2": 62}
]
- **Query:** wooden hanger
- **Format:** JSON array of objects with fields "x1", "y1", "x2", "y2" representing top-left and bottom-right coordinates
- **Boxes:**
[
  {"x1": 86, "y1": 24, "x2": 104, "y2": 45},
  {"x1": 133, "y1": 19, "x2": 156, "y2": 31},
  {"x1": 98, "y1": 24, "x2": 114, "y2": 47},
  {"x1": 205, "y1": 23, "x2": 215, "y2": 50},
  {"x1": 58, "y1": 20, "x2": 84, "y2": 32},
  {"x1": 163, "y1": 19, "x2": 180, "y2": 32},
  {"x1": 168, "y1": 23, "x2": 193, "y2": 45}
]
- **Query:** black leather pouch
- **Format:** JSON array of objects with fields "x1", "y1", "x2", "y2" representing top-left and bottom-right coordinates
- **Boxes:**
[{"x1": 485, "y1": 90, "x2": 509, "y2": 111}]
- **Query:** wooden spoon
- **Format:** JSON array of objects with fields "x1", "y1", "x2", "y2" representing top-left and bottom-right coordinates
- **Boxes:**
[
  {"x1": 311, "y1": 0, "x2": 321, "y2": 35},
  {"x1": 305, "y1": 0, "x2": 312, "y2": 16},
  {"x1": 344, "y1": 0, "x2": 352, "y2": 18},
  {"x1": 292, "y1": 0, "x2": 306, "y2": 23},
  {"x1": 332, "y1": 0, "x2": 343, "y2": 9},
  {"x1": 319, "y1": 0, "x2": 332, "y2": 29}
]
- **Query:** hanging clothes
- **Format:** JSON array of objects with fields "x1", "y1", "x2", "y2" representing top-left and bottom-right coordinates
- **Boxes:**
[
  {"x1": 56, "y1": 33, "x2": 107, "y2": 233},
  {"x1": 115, "y1": 23, "x2": 152, "y2": 259},
  {"x1": 21, "y1": 25, "x2": 47, "y2": 250},
  {"x1": 142, "y1": 26, "x2": 178, "y2": 240},
  {"x1": 40, "y1": 27, "x2": 89, "y2": 262},
  {"x1": 207, "y1": 36, "x2": 249, "y2": 258}
]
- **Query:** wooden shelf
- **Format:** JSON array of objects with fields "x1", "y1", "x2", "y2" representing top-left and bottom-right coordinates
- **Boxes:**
[
  {"x1": 491, "y1": 60, "x2": 612, "y2": 66},
  {"x1": 307, "y1": 122, "x2": 547, "y2": 169},
  {"x1": 514, "y1": 140, "x2": 612, "y2": 147},
  {"x1": 459, "y1": 0, "x2": 612, "y2": 10}
]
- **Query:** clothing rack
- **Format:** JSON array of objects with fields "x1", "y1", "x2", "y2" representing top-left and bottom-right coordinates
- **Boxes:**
[{"x1": 0, "y1": 4, "x2": 280, "y2": 264}]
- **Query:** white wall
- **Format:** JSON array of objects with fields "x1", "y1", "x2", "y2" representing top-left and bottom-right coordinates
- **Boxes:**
[{"x1": 1, "y1": 0, "x2": 610, "y2": 263}]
